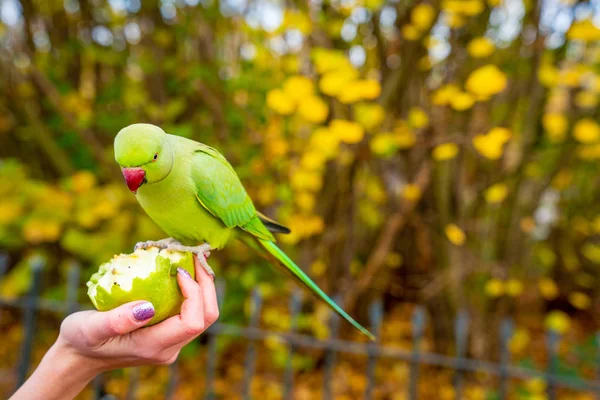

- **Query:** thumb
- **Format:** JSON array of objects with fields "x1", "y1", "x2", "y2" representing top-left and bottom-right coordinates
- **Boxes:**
[{"x1": 85, "y1": 301, "x2": 155, "y2": 344}]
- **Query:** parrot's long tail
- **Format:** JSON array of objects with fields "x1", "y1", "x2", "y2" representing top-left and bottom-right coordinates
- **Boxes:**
[{"x1": 252, "y1": 237, "x2": 375, "y2": 341}]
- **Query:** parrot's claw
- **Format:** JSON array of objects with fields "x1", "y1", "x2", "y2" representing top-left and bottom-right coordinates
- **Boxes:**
[
  {"x1": 135, "y1": 240, "x2": 215, "y2": 279},
  {"x1": 167, "y1": 243, "x2": 214, "y2": 279},
  {"x1": 134, "y1": 238, "x2": 179, "y2": 252}
]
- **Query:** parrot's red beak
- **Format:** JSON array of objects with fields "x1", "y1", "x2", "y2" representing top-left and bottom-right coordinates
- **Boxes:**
[{"x1": 121, "y1": 167, "x2": 146, "y2": 194}]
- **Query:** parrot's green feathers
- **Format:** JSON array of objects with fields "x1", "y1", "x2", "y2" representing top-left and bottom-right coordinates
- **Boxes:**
[
  {"x1": 255, "y1": 238, "x2": 375, "y2": 340},
  {"x1": 192, "y1": 146, "x2": 275, "y2": 241},
  {"x1": 114, "y1": 123, "x2": 167, "y2": 167},
  {"x1": 112, "y1": 123, "x2": 374, "y2": 339}
]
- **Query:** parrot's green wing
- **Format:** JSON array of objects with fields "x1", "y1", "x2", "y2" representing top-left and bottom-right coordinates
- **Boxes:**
[{"x1": 191, "y1": 145, "x2": 275, "y2": 241}]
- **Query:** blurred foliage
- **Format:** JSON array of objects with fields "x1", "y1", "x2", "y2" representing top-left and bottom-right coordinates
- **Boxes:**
[{"x1": 1, "y1": 0, "x2": 600, "y2": 397}]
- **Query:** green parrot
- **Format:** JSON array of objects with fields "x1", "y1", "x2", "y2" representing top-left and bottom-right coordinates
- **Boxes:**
[{"x1": 114, "y1": 123, "x2": 374, "y2": 340}]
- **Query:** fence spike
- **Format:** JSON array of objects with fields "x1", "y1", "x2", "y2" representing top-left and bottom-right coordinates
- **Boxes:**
[
  {"x1": 453, "y1": 311, "x2": 469, "y2": 399},
  {"x1": 241, "y1": 287, "x2": 262, "y2": 400},
  {"x1": 284, "y1": 290, "x2": 302, "y2": 400},
  {"x1": 408, "y1": 306, "x2": 425, "y2": 400},
  {"x1": 66, "y1": 261, "x2": 80, "y2": 315},
  {"x1": 165, "y1": 360, "x2": 178, "y2": 399},
  {"x1": 0, "y1": 253, "x2": 9, "y2": 327},
  {"x1": 546, "y1": 329, "x2": 559, "y2": 400},
  {"x1": 15, "y1": 256, "x2": 45, "y2": 389},
  {"x1": 498, "y1": 318, "x2": 513, "y2": 400},
  {"x1": 0, "y1": 252, "x2": 9, "y2": 279},
  {"x1": 323, "y1": 294, "x2": 342, "y2": 400},
  {"x1": 126, "y1": 368, "x2": 140, "y2": 400},
  {"x1": 596, "y1": 332, "x2": 600, "y2": 400},
  {"x1": 364, "y1": 298, "x2": 383, "y2": 400}
]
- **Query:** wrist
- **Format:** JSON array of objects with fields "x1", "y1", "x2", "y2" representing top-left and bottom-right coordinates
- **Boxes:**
[
  {"x1": 48, "y1": 338, "x2": 103, "y2": 382},
  {"x1": 11, "y1": 339, "x2": 102, "y2": 400}
]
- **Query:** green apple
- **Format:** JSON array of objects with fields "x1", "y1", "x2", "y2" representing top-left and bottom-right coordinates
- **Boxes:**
[{"x1": 86, "y1": 248, "x2": 194, "y2": 325}]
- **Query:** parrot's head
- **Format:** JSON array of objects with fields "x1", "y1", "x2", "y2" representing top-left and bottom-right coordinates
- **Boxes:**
[{"x1": 114, "y1": 123, "x2": 174, "y2": 194}]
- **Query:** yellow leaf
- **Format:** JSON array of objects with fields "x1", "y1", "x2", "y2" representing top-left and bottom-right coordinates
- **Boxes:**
[
  {"x1": 319, "y1": 69, "x2": 358, "y2": 96},
  {"x1": 446, "y1": 13, "x2": 466, "y2": 28},
  {"x1": 266, "y1": 89, "x2": 296, "y2": 115},
  {"x1": 433, "y1": 143, "x2": 459, "y2": 161},
  {"x1": 526, "y1": 378, "x2": 547, "y2": 394},
  {"x1": 542, "y1": 113, "x2": 568, "y2": 143},
  {"x1": 290, "y1": 170, "x2": 322, "y2": 191},
  {"x1": 467, "y1": 37, "x2": 495, "y2": 58},
  {"x1": 411, "y1": 4, "x2": 436, "y2": 30},
  {"x1": 573, "y1": 118, "x2": 600, "y2": 143},
  {"x1": 301, "y1": 151, "x2": 327, "y2": 170},
  {"x1": 297, "y1": 95, "x2": 329, "y2": 123},
  {"x1": 450, "y1": 92, "x2": 475, "y2": 110},
  {"x1": 551, "y1": 169, "x2": 573, "y2": 191},
  {"x1": 574, "y1": 91, "x2": 598, "y2": 109},
  {"x1": 582, "y1": 243, "x2": 600, "y2": 263},
  {"x1": 472, "y1": 127, "x2": 511, "y2": 160},
  {"x1": 508, "y1": 328, "x2": 530, "y2": 354},
  {"x1": 310, "y1": 127, "x2": 340, "y2": 159},
  {"x1": 359, "y1": 79, "x2": 382, "y2": 100},
  {"x1": 296, "y1": 192, "x2": 316, "y2": 211},
  {"x1": 394, "y1": 124, "x2": 417, "y2": 149},
  {"x1": 311, "y1": 260, "x2": 327, "y2": 277},
  {"x1": 567, "y1": 19, "x2": 600, "y2": 42},
  {"x1": 444, "y1": 0, "x2": 484, "y2": 15},
  {"x1": 370, "y1": 132, "x2": 399, "y2": 157},
  {"x1": 337, "y1": 81, "x2": 365, "y2": 104},
  {"x1": 402, "y1": 24, "x2": 421, "y2": 41},
  {"x1": 461, "y1": 0, "x2": 484, "y2": 15},
  {"x1": 283, "y1": 76, "x2": 314, "y2": 100},
  {"x1": 418, "y1": 56, "x2": 433, "y2": 71},
  {"x1": 577, "y1": 143, "x2": 600, "y2": 160},
  {"x1": 568, "y1": 291, "x2": 591, "y2": 310},
  {"x1": 485, "y1": 183, "x2": 508, "y2": 203},
  {"x1": 485, "y1": 279, "x2": 504, "y2": 297},
  {"x1": 544, "y1": 311, "x2": 570, "y2": 334},
  {"x1": 445, "y1": 223, "x2": 466, "y2": 245},
  {"x1": 431, "y1": 84, "x2": 460, "y2": 105},
  {"x1": 0, "y1": 200, "x2": 22, "y2": 225},
  {"x1": 330, "y1": 119, "x2": 364, "y2": 144},
  {"x1": 538, "y1": 64, "x2": 560, "y2": 87},
  {"x1": 386, "y1": 252, "x2": 403, "y2": 268},
  {"x1": 465, "y1": 65, "x2": 508, "y2": 98},
  {"x1": 71, "y1": 170, "x2": 97, "y2": 193},
  {"x1": 283, "y1": 11, "x2": 312, "y2": 34},
  {"x1": 592, "y1": 215, "x2": 600, "y2": 234},
  {"x1": 488, "y1": 127, "x2": 512, "y2": 143},
  {"x1": 402, "y1": 184, "x2": 422, "y2": 201},
  {"x1": 355, "y1": 103, "x2": 385, "y2": 130},
  {"x1": 408, "y1": 107, "x2": 429, "y2": 129},
  {"x1": 505, "y1": 279, "x2": 523, "y2": 297}
]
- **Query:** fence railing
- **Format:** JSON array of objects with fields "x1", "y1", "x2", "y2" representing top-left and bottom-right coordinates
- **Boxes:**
[{"x1": 1, "y1": 255, "x2": 599, "y2": 399}]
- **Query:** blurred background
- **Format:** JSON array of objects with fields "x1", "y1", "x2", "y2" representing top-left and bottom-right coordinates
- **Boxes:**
[{"x1": 0, "y1": 0, "x2": 599, "y2": 398}]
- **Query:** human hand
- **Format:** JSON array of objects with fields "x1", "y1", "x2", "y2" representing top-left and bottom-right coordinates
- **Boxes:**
[
  {"x1": 11, "y1": 255, "x2": 218, "y2": 400},
  {"x1": 60, "y1": 254, "x2": 219, "y2": 370}
]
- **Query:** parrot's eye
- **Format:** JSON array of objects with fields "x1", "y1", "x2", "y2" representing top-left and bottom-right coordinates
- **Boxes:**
[{"x1": 153, "y1": 153, "x2": 158, "y2": 161}]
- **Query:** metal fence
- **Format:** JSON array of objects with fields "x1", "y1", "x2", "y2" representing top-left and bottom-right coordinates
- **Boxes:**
[{"x1": 1, "y1": 255, "x2": 599, "y2": 399}]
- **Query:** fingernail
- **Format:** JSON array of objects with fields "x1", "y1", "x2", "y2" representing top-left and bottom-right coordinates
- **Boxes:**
[
  {"x1": 132, "y1": 302, "x2": 155, "y2": 321},
  {"x1": 177, "y1": 267, "x2": 193, "y2": 280}
]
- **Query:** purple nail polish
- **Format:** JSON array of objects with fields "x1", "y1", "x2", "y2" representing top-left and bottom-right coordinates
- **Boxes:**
[
  {"x1": 177, "y1": 267, "x2": 193, "y2": 280},
  {"x1": 132, "y1": 302, "x2": 155, "y2": 321}
]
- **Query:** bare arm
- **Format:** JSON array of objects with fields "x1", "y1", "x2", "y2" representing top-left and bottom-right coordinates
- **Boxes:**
[{"x1": 11, "y1": 256, "x2": 218, "y2": 400}]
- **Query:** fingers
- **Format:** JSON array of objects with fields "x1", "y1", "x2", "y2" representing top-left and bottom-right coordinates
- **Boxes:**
[
  {"x1": 137, "y1": 260, "x2": 219, "y2": 348},
  {"x1": 193, "y1": 255, "x2": 219, "y2": 324},
  {"x1": 73, "y1": 301, "x2": 155, "y2": 346}
]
